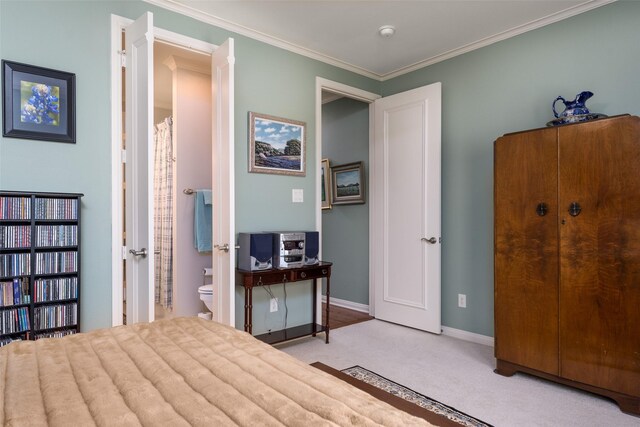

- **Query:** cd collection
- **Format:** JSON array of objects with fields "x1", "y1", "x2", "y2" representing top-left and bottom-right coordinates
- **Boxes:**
[
  {"x1": 0, "y1": 196, "x2": 31, "y2": 220},
  {"x1": 0, "y1": 253, "x2": 30, "y2": 277},
  {"x1": 34, "y1": 277, "x2": 77, "y2": 302},
  {"x1": 35, "y1": 251, "x2": 77, "y2": 275},
  {"x1": 0, "y1": 277, "x2": 30, "y2": 307},
  {"x1": 0, "y1": 225, "x2": 31, "y2": 249},
  {"x1": 1, "y1": 192, "x2": 81, "y2": 342},
  {"x1": 35, "y1": 225, "x2": 78, "y2": 247},
  {"x1": 34, "y1": 198, "x2": 78, "y2": 220},
  {"x1": 34, "y1": 303, "x2": 77, "y2": 330},
  {"x1": 0, "y1": 307, "x2": 30, "y2": 334}
]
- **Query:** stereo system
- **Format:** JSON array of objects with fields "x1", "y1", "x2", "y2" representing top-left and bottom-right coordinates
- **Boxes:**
[
  {"x1": 237, "y1": 233, "x2": 273, "y2": 271},
  {"x1": 304, "y1": 231, "x2": 319, "y2": 266},
  {"x1": 237, "y1": 231, "x2": 319, "y2": 270}
]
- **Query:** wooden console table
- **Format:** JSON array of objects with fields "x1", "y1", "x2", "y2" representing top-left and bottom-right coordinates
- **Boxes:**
[{"x1": 236, "y1": 262, "x2": 332, "y2": 345}]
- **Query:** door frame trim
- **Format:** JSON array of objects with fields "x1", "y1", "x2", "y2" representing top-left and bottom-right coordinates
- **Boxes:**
[
  {"x1": 314, "y1": 77, "x2": 380, "y2": 319},
  {"x1": 110, "y1": 14, "x2": 216, "y2": 326}
]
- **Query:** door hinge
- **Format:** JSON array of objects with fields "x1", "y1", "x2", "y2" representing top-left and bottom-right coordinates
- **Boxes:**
[
  {"x1": 120, "y1": 50, "x2": 126, "y2": 68},
  {"x1": 122, "y1": 246, "x2": 127, "y2": 260},
  {"x1": 121, "y1": 149, "x2": 126, "y2": 164}
]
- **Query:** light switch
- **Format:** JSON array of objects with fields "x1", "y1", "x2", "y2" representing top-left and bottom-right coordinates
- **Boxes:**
[{"x1": 292, "y1": 189, "x2": 303, "y2": 203}]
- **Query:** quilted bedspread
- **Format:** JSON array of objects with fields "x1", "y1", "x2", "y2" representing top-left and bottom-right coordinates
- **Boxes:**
[{"x1": 0, "y1": 317, "x2": 432, "y2": 426}]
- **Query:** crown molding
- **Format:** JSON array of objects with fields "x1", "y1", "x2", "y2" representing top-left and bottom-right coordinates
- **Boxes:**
[
  {"x1": 145, "y1": 0, "x2": 617, "y2": 82},
  {"x1": 380, "y1": 0, "x2": 617, "y2": 81},
  {"x1": 143, "y1": 0, "x2": 380, "y2": 80},
  {"x1": 164, "y1": 54, "x2": 211, "y2": 75}
]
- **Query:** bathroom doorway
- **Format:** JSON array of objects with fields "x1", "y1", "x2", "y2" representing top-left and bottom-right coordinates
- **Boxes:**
[
  {"x1": 150, "y1": 41, "x2": 213, "y2": 321},
  {"x1": 111, "y1": 13, "x2": 236, "y2": 327},
  {"x1": 120, "y1": 33, "x2": 213, "y2": 324}
]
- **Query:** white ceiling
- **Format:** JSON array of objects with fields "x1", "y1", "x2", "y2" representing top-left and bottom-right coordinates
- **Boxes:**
[{"x1": 149, "y1": 0, "x2": 614, "y2": 80}]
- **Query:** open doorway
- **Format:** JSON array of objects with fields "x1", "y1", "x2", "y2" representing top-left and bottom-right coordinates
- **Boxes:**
[
  {"x1": 120, "y1": 36, "x2": 213, "y2": 325},
  {"x1": 150, "y1": 41, "x2": 213, "y2": 322},
  {"x1": 314, "y1": 78, "x2": 379, "y2": 322},
  {"x1": 112, "y1": 13, "x2": 236, "y2": 328},
  {"x1": 315, "y1": 78, "x2": 442, "y2": 334},
  {"x1": 320, "y1": 93, "x2": 371, "y2": 313}
]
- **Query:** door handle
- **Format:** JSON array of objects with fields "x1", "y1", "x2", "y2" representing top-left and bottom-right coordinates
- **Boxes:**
[
  {"x1": 421, "y1": 237, "x2": 438, "y2": 244},
  {"x1": 215, "y1": 244, "x2": 240, "y2": 253},
  {"x1": 129, "y1": 248, "x2": 148, "y2": 257}
]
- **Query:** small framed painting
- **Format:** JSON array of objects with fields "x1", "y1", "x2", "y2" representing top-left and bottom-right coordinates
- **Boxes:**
[
  {"x1": 331, "y1": 161, "x2": 365, "y2": 205},
  {"x1": 249, "y1": 111, "x2": 306, "y2": 176},
  {"x1": 2, "y1": 60, "x2": 76, "y2": 143},
  {"x1": 321, "y1": 158, "x2": 332, "y2": 210}
]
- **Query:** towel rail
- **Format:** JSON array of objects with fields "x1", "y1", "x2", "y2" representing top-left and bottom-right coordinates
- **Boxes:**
[{"x1": 183, "y1": 188, "x2": 194, "y2": 195}]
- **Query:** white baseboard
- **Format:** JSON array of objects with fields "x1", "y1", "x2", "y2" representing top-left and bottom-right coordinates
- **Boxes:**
[
  {"x1": 322, "y1": 296, "x2": 370, "y2": 314},
  {"x1": 321, "y1": 296, "x2": 493, "y2": 346},
  {"x1": 441, "y1": 326, "x2": 494, "y2": 347}
]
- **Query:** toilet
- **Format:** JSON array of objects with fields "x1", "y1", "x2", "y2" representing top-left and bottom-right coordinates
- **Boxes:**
[
  {"x1": 197, "y1": 268, "x2": 214, "y2": 318},
  {"x1": 198, "y1": 284, "x2": 214, "y2": 312}
]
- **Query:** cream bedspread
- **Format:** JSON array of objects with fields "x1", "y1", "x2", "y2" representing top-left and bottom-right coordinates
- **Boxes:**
[{"x1": 0, "y1": 317, "x2": 432, "y2": 426}]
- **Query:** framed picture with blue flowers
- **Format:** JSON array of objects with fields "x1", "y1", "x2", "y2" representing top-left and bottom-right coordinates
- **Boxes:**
[{"x1": 2, "y1": 60, "x2": 75, "y2": 143}]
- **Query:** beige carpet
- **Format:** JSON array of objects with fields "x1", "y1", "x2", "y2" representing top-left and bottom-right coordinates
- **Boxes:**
[{"x1": 278, "y1": 319, "x2": 639, "y2": 427}]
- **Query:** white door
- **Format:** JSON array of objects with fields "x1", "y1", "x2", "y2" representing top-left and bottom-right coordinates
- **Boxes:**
[
  {"x1": 125, "y1": 12, "x2": 155, "y2": 324},
  {"x1": 211, "y1": 39, "x2": 235, "y2": 326},
  {"x1": 372, "y1": 83, "x2": 441, "y2": 334}
]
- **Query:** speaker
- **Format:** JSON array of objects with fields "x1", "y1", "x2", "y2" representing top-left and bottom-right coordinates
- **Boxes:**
[
  {"x1": 304, "y1": 231, "x2": 320, "y2": 265},
  {"x1": 238, "y1": 233, "x2": 273, "y2": 271}
]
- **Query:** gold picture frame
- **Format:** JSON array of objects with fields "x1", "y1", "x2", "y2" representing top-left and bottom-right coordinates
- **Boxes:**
[{"x1": 248, "y1": 111, "x2": 306, "y2": 176}]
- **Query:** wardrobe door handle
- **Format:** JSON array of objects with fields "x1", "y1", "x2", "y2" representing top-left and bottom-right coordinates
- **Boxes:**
[
  {"x1": 568, "y1": 202, "x2": 582, "y2": 217},
  {"x1": 536, "y1": 203, "x2": 548, "y2": 217}
]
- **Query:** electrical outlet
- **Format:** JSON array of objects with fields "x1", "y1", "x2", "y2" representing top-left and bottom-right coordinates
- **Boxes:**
[
  {"x1": 270, "y1": 297, "x2": 278, "y2": 312},
  {"x1": 458, "y1": 294, "x2": 467, "y2": 308}
]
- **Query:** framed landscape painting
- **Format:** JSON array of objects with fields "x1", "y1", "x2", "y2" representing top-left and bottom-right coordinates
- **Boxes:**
[
  {"x1": 331, "y1": 161, "x2": 365, "y2": 205},
  {"x1": 249, "y1": 112, "x2": 306, "y2": 176},
  {"x1": 2, "y1": 60, "x2": 76, "y2": 143}
]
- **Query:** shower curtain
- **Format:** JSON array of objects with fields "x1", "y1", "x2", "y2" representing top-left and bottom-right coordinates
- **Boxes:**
[{"x1": 154, "y1": 116, "x2": 174, "y2": 309}]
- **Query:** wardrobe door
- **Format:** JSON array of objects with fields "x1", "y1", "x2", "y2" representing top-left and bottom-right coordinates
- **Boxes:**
[
  {"x1": 559, "y1": 116, "x2": 640, "y2": 396},
  {"x1": 494, "y1": 127, "x2": 559, "y2": 375}
]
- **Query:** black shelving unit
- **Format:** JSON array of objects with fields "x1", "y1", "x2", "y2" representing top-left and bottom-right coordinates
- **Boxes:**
[{"x1": 0, "y1": 191, "x2": 82, "y2": 346}]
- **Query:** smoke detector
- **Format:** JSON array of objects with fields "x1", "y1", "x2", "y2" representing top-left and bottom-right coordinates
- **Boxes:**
[{"x1": 378, "y1": 25, "x2": 396, "y2": 38}]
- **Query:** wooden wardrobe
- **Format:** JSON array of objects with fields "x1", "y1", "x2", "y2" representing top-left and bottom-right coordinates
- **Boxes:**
[{"x1": 494, "y1": 115, "x2": 640, "y2": 415}]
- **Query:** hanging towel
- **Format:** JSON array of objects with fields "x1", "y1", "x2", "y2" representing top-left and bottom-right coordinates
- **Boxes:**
[
  {"x1": 194, "y1": 190, "x2": 213, "y2": 252},
  {"x1": 203, "y1": 190, "x2": 213, "y2": 205}
]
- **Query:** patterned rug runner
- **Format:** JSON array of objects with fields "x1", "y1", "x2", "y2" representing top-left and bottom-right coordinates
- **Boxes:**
[{"x1": 341, "y1": 366, "x2": 493, "y2": 427}]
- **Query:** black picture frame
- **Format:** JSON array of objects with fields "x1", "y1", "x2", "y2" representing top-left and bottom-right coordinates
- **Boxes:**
[{"x1": 2, "y1": 60, "x2": 76, "y2": 143}]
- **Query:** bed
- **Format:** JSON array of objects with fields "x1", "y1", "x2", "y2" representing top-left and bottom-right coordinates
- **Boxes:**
[{"x1": 0, "y1": 317, "x2": 433, "y2": 426}]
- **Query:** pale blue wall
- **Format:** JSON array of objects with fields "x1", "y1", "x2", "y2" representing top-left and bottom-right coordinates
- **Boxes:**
[
  {"x1": 2, "y1": 0, "x2": 638, "y2": 338},
  {"x1": 321, "y1": 97, "x2": 370, "y2": 305},
  {"x1": 381, "y1": 0, "x2": 640, "y2": 336},
  {"x1": 0, "y1": 0, "x2": 379, "y2": 333}
]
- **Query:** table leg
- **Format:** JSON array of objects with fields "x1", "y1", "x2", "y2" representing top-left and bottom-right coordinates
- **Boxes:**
[
  {"x1": 325, "y1": 276, "x2": 330, "y2": 344},
  {"x1": 244, "y1": 285, "x2": 253, "y2": 335},
  {"x1": 312, "y1": 278, "x2": 317, "y2": 337}
]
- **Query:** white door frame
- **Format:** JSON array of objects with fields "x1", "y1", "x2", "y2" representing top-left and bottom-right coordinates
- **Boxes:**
[
  {"x1": 210, "y1": 39, "x2": 236, "y2": 326},
  {"x1": 110, "y1": 14, "x2": 217, "y2": 326},
  {"x1": 314, "y1": 77, "x2": 380, "y2": 319}
]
